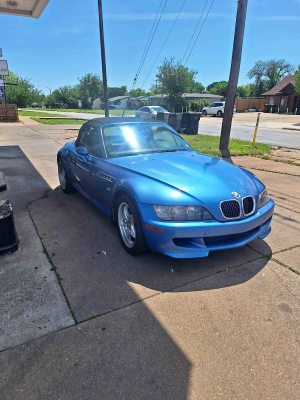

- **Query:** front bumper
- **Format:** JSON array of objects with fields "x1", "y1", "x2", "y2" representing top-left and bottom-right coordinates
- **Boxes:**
[{"x1": 138, "y1": 199, "x2": 274, "y2": 258}]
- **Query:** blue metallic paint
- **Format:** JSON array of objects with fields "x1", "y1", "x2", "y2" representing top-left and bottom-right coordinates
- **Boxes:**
[{"x1": 58, "y1": 125, "x2": 274, "y2": 258}]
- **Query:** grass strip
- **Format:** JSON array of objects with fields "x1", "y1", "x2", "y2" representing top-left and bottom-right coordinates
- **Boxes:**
[
  {"x1": 31, "y1": 118, "x2": 88, "y2": 125},
  {"x1": 181, "y1": 134, "x2": 271, "y2": 157},
  {"x1": 19, "y1": 111, "x2": 65, "y2": 117}
]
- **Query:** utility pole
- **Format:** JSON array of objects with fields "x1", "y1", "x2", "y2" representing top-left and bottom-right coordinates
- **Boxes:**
[
  {"x1": 46, "y1": 87, "x2": 52, "y2": 109},
  {"x1": 97, "y1": 0, "x2": 109, "y2": 118},
  {"x1": 219, "y1": 0, "x2": 248, "y2": 156}
]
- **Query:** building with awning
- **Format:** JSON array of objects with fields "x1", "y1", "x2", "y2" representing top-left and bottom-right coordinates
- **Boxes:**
[{"x1": 0, "y1": 0, "x2": 50, "y2": 18}]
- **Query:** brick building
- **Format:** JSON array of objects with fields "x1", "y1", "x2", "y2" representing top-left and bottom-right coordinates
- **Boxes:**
[{"x1": 262, "y1": 75, "x2": 300, "y2": 114}]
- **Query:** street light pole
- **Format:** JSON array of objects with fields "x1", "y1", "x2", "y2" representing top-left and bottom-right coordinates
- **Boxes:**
[
  {"x1": 219, "y1": 0, "x2": 248, "y2": 157},
  {"x1": 97, "y1": 0, "x2": 109, "y2": 117},
  {"x1": 46, "y1": 87, "x2": 52, "y2": 109}
]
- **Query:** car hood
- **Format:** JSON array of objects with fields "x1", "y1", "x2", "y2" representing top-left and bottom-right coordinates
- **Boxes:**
[{"x1": 109, "y1": 151, "x2": 259, "y2": 204}]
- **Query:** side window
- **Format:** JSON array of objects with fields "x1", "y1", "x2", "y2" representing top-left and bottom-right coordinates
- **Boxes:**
[
  {"x1": 145, "y1": 107, "x2": 151, "y2": 113},
  {"x1": 210, "y1": 103, "x2": 215, "y2": 107},
  {"x1": 140, "y1": 107, "x2": 147, "y2": 112},
  {"x1": 77, "y1": 125, "x2": 93, "y2": 147},
  {"x1": 84, "y1": 128, "x2": 103, "y2": 158}
]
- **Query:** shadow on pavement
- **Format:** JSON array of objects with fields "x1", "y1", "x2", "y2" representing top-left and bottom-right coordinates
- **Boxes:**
[{"x1": 29, "y1": 189, "x2": 271, "y2": 322}]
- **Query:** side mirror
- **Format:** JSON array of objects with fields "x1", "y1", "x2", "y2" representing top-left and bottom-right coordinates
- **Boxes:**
[{"x1": 76, "y1": 146, "x2": 89, "y2": 157}]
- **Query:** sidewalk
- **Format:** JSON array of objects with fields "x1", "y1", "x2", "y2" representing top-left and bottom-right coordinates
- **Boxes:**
[{"x1": 0, "y1": 121, "x2": 299, "y2": 399}]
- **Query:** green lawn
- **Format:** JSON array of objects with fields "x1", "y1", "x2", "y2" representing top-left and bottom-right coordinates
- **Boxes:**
[
  {"x1": 181, "y1": 134, "x2": 271, "y2": 157},
  {"x1": 27, "y1": 108, "x2": 128, "y2": 116},
  {"x1": 31, "y1": 118, "x2": 87, "y2": 125},
  {"x1": 19, "y1": 111, "x2": 65, "y2": 117}
]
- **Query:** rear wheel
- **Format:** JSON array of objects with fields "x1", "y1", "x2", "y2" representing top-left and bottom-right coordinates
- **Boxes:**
[
  {"x1": 116, "y1": 194, "x2": 148, "y2": 255},
  {"x1": 202, "y1": 110, "x2": 207, "y2": 116},
  {"x1": 217, "y1": 110, "x2": 222, "y2": 117},
  {"x1": 58, "y1": 160, "x2": 76, "y2": 193}
]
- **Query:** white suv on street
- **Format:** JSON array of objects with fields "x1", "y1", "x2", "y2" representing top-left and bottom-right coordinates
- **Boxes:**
[{"x1": 202, "y1": 102, "x2": 236, "y2": 117}]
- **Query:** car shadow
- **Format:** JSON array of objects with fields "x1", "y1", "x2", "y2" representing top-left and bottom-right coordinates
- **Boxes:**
[{"x1": 29, "y1": 188, "x2": 271, "y2": 322}]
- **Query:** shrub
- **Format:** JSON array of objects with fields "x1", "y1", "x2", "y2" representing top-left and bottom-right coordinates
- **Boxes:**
[
  {"x1": 174, "y1": 98, "x2": 189, "y2": 113},
  {"x1": 191, "y1": 101, "x2": 200, "y2": 112}
]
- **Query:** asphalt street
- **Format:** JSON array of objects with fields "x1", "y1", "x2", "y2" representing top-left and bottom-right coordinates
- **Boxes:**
[{"x1": 26, "y1": 109, "x2": 300, "y2": 149}]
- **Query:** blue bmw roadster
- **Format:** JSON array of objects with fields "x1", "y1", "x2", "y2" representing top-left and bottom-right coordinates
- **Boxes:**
[{"x1": 57, "y1": 117, "x2": 274, "y2": 258}]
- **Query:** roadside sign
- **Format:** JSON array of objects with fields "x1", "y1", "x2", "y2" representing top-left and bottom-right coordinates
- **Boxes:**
[
  {"x1": 0, "y1": 60, "x2": 9, "y2": 76},
  {"x1": 0, "y1": 79, "x2": 5, "y2": 85},
  {"x1": 0, "y1": 89, "x2": 5, "y2": 100},
  {"x1": 0, "y1": 49, "x2": 2, "y2": 57}
]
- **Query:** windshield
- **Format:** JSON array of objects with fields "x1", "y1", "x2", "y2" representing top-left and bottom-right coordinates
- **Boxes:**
[
  {"x1": 102, "y1": 122, "x2": 192, "y2": 158},
  {"x1": 151, "y1": 106, "x2": 166, "y2": 112}
]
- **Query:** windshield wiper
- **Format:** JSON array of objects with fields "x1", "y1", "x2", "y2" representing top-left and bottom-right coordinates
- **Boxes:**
[{"x1": 154, "y1": 149, "x2": 187, "y2": 153}]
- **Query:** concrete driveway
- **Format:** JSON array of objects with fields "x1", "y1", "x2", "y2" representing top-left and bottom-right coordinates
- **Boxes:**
[{"x1": 0, "y1": 121, "x2": 299, "y2": 399}]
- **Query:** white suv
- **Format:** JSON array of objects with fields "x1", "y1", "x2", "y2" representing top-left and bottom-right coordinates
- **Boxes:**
[{"x1": 202, "y1": 102, "x2": 236, "y2": 117}]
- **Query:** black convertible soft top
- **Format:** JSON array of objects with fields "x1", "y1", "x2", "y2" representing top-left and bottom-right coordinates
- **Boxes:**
[{"x1": 85, "y1": 117, "x2": 161, "y2": 128}]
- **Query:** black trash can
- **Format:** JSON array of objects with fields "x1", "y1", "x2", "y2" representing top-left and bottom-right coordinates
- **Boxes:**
[
  {"x1": 188, "y1": 113, "x2": 201, "y2": 135},
  {"x1": 0, "y1": 200, "x2": 19, "y2": 255},
  {"x1": 168, "y1": 113, "x2": 177, "y2": 130},
  {"x1": 181, "y1": 113, "x2": 191, "y2": 130},
  {"x1": 156, "y1": 112, "x2": 164, "y2": 122},
  {"x1": 264, "y1": 104, "x2": 270, "y2": 113}
]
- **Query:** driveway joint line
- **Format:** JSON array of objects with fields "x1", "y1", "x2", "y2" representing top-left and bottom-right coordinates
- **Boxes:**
[
  {"x1": 26, "y1": 192, "x2": 78, "y2": 325},
  {"x1": 0, "y1": 252, "x2": 266, "y2": 354},
  {"x1": 271, "y1": 257, "x2": 300, "y2": 276},
  {"x1": 246, "y1": 166, "x2": 300, "y2": 177}
]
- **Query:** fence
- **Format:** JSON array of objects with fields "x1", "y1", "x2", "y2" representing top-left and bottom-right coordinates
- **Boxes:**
[
  {"x1": 0, "y1": 105, "x2": 19, "y2": 122},
  {"x1": 234, "y1": 98, "x2": 265, "y2": 112}
]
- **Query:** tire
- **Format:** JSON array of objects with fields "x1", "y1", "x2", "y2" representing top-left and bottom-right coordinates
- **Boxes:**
[
  {"x1": 202, "y1": 110, "x2": 207, "y2": 116},
  {"x1": 116, "y1": 194, "x2": 148, "y2": 255},
  {"x1": 58, "y1": 159, "x2": 76, "y2": 193},
  {"x1": 217, "y1": 110, "x2": 222, "y2": 117}
]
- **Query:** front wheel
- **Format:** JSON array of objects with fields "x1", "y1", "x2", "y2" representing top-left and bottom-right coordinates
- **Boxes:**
[
  {"x1": 202, "y1": 110, "x2": 207, "y2": 116},
  {"x1": 217, "y1": 110, "x2": 222, "y2": 117},
  {"x1": 116, "y1": 194, "x2": 148, "y2": 255},
  {"x1": 58, "y1": 160, "x2": 76, "y2": 193}
]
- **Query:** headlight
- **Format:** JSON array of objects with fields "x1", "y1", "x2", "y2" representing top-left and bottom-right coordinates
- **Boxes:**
[
  {"x1": 153, "y1": 205, "x2": 214, "y2": 221},
  {"x1": 258, "y1": 188, "x2": 270, "y2": 208}
]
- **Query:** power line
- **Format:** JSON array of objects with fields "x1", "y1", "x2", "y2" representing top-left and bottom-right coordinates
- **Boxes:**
[
  {"x1": 184, "y1": 0, "x2": 215, "y2": 66},
  {"x1": 181, "y1": 0, "x2": 209, "y2": 63},
  {"x1": 141, "y1": 0, "x2": 187, "y2": 89},
  {"x1": 132, "y1": 0, "x2": 164, "y2": 90},
  {"x1": 132, "y1": 0, "x2": 168, "y2": 89}
]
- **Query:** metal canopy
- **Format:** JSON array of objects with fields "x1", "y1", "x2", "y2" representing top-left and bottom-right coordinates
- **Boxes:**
[{"x1": 0, "y1": 0, "x2": 50, "y2": 18}]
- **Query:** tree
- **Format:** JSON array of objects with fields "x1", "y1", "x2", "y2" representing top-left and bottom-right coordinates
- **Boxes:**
[
  {"x1": 5, "y1": 71, "x2": 42, "y2": 107},
  {"x1": 156, "y1": 58, "x2": 197, "y2": 111},
  {"x1": 185, "y1": 81, "x2": 205, "y2": 94},
  {"x1": 51, "y1": 85, "x2": 79, "y2": 108},
  {"x1": 128, "y1": 87, "x2": 147, "y2": 97},
  {"x1": 208, "y1": 81, "x2": 228, "y2": 97},
  {"x1": 295, "y1": 66, "x2": 300, "y2": 95},
  {"x1": 247, "y1": 59, "x2": 295, "y2": 95},
  {"x1": 77, "y1": 73, "x2": 103, "y2": 109},
  {"x1": 236, "y1": 84, "x2": 255, "y2": 97},
  {"x1": 108, "y1": 86, "x2": 127, "y2": 99}
]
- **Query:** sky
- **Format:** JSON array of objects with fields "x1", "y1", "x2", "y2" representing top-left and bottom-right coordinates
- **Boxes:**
[{"x1": 1, "y1": 0, "x2": 299, "y2": 95}]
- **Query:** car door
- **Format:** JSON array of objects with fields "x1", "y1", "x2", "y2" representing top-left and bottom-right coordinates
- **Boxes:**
[
  {"x1": 84, "y1": 128, "x2": 117, "y2": 210},
  {"x1": 136, "y1": 107, "x2": 145, "y2": 118},
  {"x1": 207, "y1": 103, "x2": 216, "y2": 115},
  {"x1": 70, "y1": 124, "x2": 94, "y2": 195}
]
